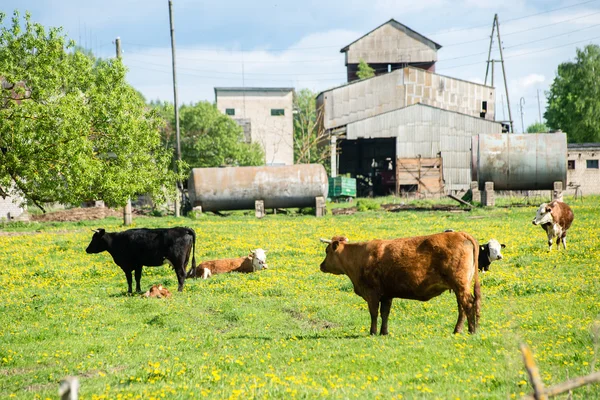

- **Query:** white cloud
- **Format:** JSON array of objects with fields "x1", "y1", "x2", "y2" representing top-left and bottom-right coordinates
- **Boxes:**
[{"x1": 516, "y1": 73, "x2": 545, "y2": 89}]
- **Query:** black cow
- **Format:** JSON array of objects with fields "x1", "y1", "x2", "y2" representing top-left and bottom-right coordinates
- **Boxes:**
[{"x1": 85, "y1": 227, "x2": 197, "y2": 293}]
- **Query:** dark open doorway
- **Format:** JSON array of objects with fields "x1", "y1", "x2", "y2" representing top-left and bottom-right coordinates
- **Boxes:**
[{"x1": 338, "y1": 138, "x2": 396, "y2": 197}]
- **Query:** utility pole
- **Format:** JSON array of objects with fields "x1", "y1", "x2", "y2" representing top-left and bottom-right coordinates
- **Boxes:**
[
  {"x1": 485, "y1": 14, "x2": 514, "y2": 133},
  {"x1": 115, "y1": 37, "x2": 133, "y2": 226},
  {"x1": 168, "y1": 0, "x2": 182, "y2": 217},
  {"x1": 519, "y1": 97, "x2": 526, "y2": 133},
  {"x1": 537, "y1": 89, "x2": 542, "y2": 123}
]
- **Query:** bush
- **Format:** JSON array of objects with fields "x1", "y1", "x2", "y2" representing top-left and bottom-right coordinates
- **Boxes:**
[{"x1": 356, "y1": 199, "x2": 380, "y2": 212}]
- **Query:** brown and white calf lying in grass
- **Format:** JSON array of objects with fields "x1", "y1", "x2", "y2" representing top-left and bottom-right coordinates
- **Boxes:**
[
  {"x1": 143, "y1": 284, "x2": 172, "y2": 298},
  {"x1": 186, "y1": 249, "x2": 268, "y2": 279}
]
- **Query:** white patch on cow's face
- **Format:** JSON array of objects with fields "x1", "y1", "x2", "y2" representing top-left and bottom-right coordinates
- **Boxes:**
[
  {"x1": 532, "y1": 203, "x2": 553, "y2": 225},
  {"x1": 251, "y1": 249, "x2": 268, "y2": 270},
  {"x1": 487, "y1": 239, "x2": 503, "y2": 261}
]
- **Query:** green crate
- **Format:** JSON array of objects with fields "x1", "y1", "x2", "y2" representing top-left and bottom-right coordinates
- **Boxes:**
[{"x1": 328, "y1": 176, "x2": 357, "y2": 198}]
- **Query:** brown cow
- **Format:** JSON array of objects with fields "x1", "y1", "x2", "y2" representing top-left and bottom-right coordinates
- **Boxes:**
[
  {"x1": 532, "y1": 200, "x2": 574, "y2": 250},
  {"x1": 143, "y1": 284, "x2": 172, "y2": 299},
  {"x1": 186, "y1": 249, "x2": 268, "y2": 279},
  {"x1": 319, "y1": 232, "x2": 481, "y2": 335}
]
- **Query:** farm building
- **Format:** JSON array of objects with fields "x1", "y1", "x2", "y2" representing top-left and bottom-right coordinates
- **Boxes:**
[
  {"x1": 567, "y1": 143, "x2": 600, "y2": 195},
  {"x1": 341, "y1": 19, "x2": 441, "y2": 83},
  {"x1": 215, "y1": 87, "x2": 294, "y2": 166},
  {"x1": 317, "y1": 64, "x2": 503, "y2": 196},
  {"x1": 0, "y1": 189, "x2": 27, "y2": 221}
]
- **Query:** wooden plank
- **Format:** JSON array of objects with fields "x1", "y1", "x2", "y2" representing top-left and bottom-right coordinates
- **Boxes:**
[{"x1": 447, "y1": 194, "x2": 473, "y2": 208}]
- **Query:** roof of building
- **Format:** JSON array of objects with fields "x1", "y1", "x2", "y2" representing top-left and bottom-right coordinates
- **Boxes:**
[
  {"x1": 346, "y1": 102, "x2": 503, "y2": 127},
  {"x1": 315, "y1": 66, "x2": 493, "y2": 99},
  {"x1": 567, "y1": 142, "x2": 600, "y2": 149},
  {"x1": 215, "y1": 87, "x2": 294, "y2": 94},
  {"x1": 340, "y1": 19, "x2": 442, "y2": 54}
]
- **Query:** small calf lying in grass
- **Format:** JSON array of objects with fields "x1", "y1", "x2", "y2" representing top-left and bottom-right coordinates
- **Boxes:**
[
  {"x1": 186, "y1": 249, "x2": 268, "y2": 279},
  {"x1": 143, "y1": 284, "x2": 172, "y2": 298}
]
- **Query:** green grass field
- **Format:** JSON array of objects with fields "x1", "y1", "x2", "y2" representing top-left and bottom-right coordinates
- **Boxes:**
[{"x1": 1, "y1": 197, "x2": 599, "y2": 399}]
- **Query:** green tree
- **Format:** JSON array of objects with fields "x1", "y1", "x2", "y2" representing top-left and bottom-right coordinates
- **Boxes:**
[
  {"x1": 526, "y1": 122, "x2": 548, "y2": 133},
  {"x1": 0, "y1": 11, "x2": 180, "y2": 212},
  {"x1": 154, "y1": 101, "x2": 264, "y2": 169},
  {"x1": 545, "y1": 44, "x2": 600, "y2": 143},
  {"x1": 293, "y1": 89, "x2": 329, "y2": 170},
  {"x1": 357, "y1": 58, "x2": 375, "y2": 80}
]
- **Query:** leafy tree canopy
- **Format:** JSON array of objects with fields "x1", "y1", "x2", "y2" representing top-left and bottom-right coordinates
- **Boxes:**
[
  {"x1": 526, "y1": 122, "x2": 548, "y2": 133},
  {"x1": 0, "y1": 11, "x2": 181, "y2": 211},
  {"x1": 545, "y1": 44, "x2": 600, "y2": 143},
  {"x1": 357, "y1": 58, "x2": 375, "y2": 80},
  {"x1": 293, "y1": 89, "x2": 329, "y2": 171},
  {"x1": 152, "y1": 100, "x2": 264, "y2": 169}
]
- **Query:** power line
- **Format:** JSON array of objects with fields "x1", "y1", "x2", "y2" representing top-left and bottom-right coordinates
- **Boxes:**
[
  {"x1": 442, "y1": 10, "x2": 600, "y2": 48},
  {"x1": 426, "y1": 0, "x2": 600, "y2": 37},
  {"x1": 438, "y1": 22, "x2": 600, "y2": 62},
  {"x1": 119, "y1": 1, "x2": 600, "y2": 55}
]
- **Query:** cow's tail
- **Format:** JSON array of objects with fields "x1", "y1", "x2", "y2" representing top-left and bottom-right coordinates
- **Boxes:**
[{"x1": 187, "y1": 228, "x2": 197, "y2": 279}]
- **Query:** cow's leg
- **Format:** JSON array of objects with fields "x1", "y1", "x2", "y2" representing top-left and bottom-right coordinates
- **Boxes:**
[
  {"x1": 379, "y1": 297, "x2": 393, "y2": 335},
  {"x1": 123, "y1": 268, "x2": 133, "y2": 294},
  {"x1": 366, "y1": 297, "x2": 379, "y2": 336},
  {"x1": 174, "y1": 263, "x2": 186, "y2": 292},
  {"x1": 134, "y1": 266, "x2": 143, "y2": 293},
  {"x1": 561, "y1": 235, "x2": 567, "y2": 250},
  {"x1": 545, "y1": 228, "x2": 554, "y2": 251},
  {"x1": 453, "y1": 297, "x2": 466, "y2": 334},
  {"x1": 455, "y1": 289, "x2": 477, "y2": 334}
]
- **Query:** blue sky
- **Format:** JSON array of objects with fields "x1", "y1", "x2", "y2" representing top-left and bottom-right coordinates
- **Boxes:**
[{"x1": 3, "y1": 0, "x2": 600, "y2": 131}]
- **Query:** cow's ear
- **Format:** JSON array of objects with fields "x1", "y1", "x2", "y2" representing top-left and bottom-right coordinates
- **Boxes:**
[
  {"x1": 96, "y1": 228, "x2": 105, "y2": 235},
  {"x1": 501, "y1": 244, "x2": 506, "y2": 249},
  {"x1": 331, "y1": 241, "x2": 341, "y2": 251}
]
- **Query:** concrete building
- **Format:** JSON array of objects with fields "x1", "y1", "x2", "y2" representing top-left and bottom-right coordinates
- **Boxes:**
[
  {"x1": 341, "y1": 19, "x2": 441, "y2": 83},
  {"x1": 215, "y1": 87, "x2": 294, "y2": 166},
  {"x1": 567, "y1": 143, "x2": 600, "y2": 195},
  {"x1": 0, "y1": 190, "x2": 27, "y2": 221}
]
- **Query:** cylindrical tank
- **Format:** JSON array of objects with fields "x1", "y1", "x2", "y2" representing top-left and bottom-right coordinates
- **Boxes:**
[
  {"x1": 471, "y1": 132, "x2": 567, "y2": 190},
  {"x1": 188, "y1": 164, "x2": 329, "y2": 212}
]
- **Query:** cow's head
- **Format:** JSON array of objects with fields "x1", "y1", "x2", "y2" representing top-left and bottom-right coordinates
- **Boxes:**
[
  {"x1": 532, "y1": 203, "x2": 554, "y2": 225},
  {"x1": 85, "y1": 228, "x2": 108, "y2": 254},
  {"x1": 249, "y1": 248, "x2": 268, "y2": 271},
  {"x1": 480, "y1": 239, "x2": 505, "y2": 271},
  {"x1": 319, "y1": 236, "x2": 349, "y2": 275}
]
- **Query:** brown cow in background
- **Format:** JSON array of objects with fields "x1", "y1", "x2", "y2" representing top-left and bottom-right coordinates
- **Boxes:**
[
  {"x1": 319, "y1": 232, "x2": 481, "y2": 335},
  {"x1": 532, "y1": 200, "x2": 574, "y2": 250}
]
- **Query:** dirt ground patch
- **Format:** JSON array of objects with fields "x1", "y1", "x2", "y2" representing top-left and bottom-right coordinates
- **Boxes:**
[{"x1": 31, "y1": 207, "x2": 123, "y2": 222}]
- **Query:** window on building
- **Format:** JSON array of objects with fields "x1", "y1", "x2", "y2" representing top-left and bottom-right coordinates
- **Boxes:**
[
  {"x1": 271, "y1": 109, "x2": 285, "y2": 116},
  {"x1": 225, "y1": 108, "x2": 235, "y2": 116},
  {"x1": 480, "y1": 101, "x2": 488, "y2": 118},
  {"x1": 568, "y1": 160, "x2": 575, "y2": 170},
  {"x1": 587, "y1": 159, "x2": 599, "y2": 169}
]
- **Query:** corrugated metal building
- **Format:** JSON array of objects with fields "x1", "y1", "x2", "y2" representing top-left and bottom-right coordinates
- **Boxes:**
[
  {"x1": 342, "y1": 104, "x2": 502, "y2": 193},
  {"x1": 341, "y1": 19, "x2": 441, "y2": 82},
  {"x1": 315, "y1": 19, "x2": 505, "y2": 196}
]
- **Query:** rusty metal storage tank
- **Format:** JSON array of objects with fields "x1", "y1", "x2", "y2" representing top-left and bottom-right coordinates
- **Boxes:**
[
  {"x1": 188, "y1": 164, "x2": 329, "y2": 212},
  {"x1": 471, "y1": 132, "x2": 567, "y2": 190}
]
